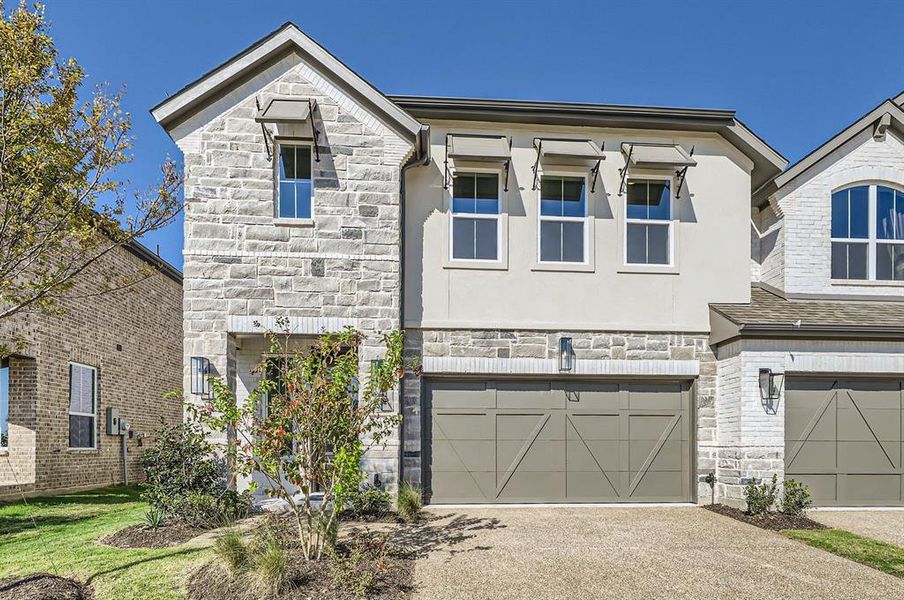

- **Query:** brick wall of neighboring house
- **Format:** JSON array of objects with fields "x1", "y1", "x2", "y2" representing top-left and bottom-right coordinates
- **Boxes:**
[
  {"x1": 401, "y1": 329, "x2": 718, "y2": 502},
  {"x1": 173, "y1": 58, "x2": 412, "y2": 489},
  {"x1": 0, "y1": 244, "x2": 182, "y2": 500}
]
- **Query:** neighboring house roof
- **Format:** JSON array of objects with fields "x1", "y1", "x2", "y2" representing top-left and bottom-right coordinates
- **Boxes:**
[
  {"x1": 124, "y1": 240, "x2": 183, "y2": 285},
  {"x1": 391, "y1": 95, "x2": 787, "y2": 191},
  {"x1": 709, "y1": 286, "x2": 904, "y2": 344},
  {"x1": 756, "y1": 99, "x2": 904, "y2": 205},
  {"x1": 151, "y1": 22, "x2": 423, "y2": 139}
]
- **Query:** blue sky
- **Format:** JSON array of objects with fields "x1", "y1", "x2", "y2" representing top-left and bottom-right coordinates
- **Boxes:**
[{"x1": 40, "y1": 0, "x2": 904, "y2": 270}]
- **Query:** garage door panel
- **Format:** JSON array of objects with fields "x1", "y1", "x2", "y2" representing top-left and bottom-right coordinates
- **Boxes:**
[
  {"x1": 561, "y1": 383, "x2": 619, "y2": 410},
  {"x1": 628, "y1": 414, "x2": 683, "y2": 441},
  {"x1": 786, "y1": 440, "x2": 836, "y2": 471},
  {"x1": 837, "y1": 408, "x2": 902, "y2": 442},
  {"x1": 495, "y1": 413, "x2": 563, "y2": 441},
  {"x1": 431, "y1": 381, "x2": 494, "y2": 409},
  {"x1": 629, "y1": 440, "x2": 684, "y2": 472},
  {"x1": 626, "y1": 384, "x2": 683, "y2": 410},
  {"x1": 497, "y1": 471, "x2": 566, "y2": 502},
  {"x1": 788, "y1": 474, "x2": 837, "y2": 505},
  {"x1": 496, "y1": 440, "x2": 565, "y2": 472},
  {"x1": 433, "y1": 412, "x2": 493, "y2": 440},
  {"x1": 837, "y1": 441, "x2": 899, "y2": 473},
  {"x1": 567, "y1": 471, "x2": 621, "y2": 500},
  {"x1": 497, "y1": 381, "x2": 564, "y2": 409},
  {"x1": 429, "y1": 471, "x2": 495, "y2": 503},
  {"x1": 566, "y1": 440, "x2": 620, "y2": 471},
  {"x1": 785, "y1": 406, "x2": 836, "y2": 441},
  {"x1": 566, "y1": 413, "x2": 620, "y2": 440},
  {"x1": 837, "y1": 475, "x2": 903, "y2": 505},
  {"x1": 431, "y1": 440, "x2": 495, "y2": 472},
  {"x1": 630, "y1": 470, "x2": 685, "y2": 500}
]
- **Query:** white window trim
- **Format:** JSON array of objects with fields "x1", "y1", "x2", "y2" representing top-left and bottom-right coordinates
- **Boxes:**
[
  {"x1": 68, "y1": 362, "x2": 97, "y2": 451},
  {"x1": 534, "y1": 170, "x2": 593, "y2": 271},
  {"x1": 830, "y1": 182, "x2": 904, "y2": 283},
  {"x1": 445, "y1": 166, "x2": 508, "y2": 270},
  {"x1": 273, "y1": 138, "x2": 315, "y2": 226},
  {"x1": 622, "y1": 175, "x2": 677, "y2": 271}
]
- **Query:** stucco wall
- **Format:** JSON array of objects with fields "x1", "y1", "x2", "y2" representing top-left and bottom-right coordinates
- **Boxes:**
[
  {"x1": 770, "y1": 128, "x2": 904, "y2": 296},
  {"x1": 404, "y1": 122, "x2": 755, "y2": 332}
]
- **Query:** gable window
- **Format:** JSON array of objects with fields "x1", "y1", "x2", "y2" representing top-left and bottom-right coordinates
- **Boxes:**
[
  {"x1": 626, "y1": 178, "x2": 672, "y2": 265},
  {"x1": 1, "y1": 359, "x2": 8, "y2": 449},
  {"x1": 539, "y1": 175, "x2": 587, "y2": 263},
  {"x1": 69, "y1": 363, "x2": 96, "y2": 449},
  {"x1": 831, "y1": 184, "x2": 904, "y2": 281},
  {"x1": 277, "y1": 144, "x2": 313, "y2": 220},
  {"x1": 451, "y1": 173, "x2": 500, "y2": 261}
]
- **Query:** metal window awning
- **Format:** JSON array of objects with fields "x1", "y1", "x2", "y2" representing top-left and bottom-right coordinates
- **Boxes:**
[
  {"x1": 618, "y1": 142, "x2": 696, "y2": 196},
  {"x1": 532, "y1": 138, "x2": 605, "y2": 192},
  {"x1": 444, "y1": 134, "x2": 512, "y2": 191},
  {"x1": 254, "y1": 96, "x2": 320, "y2": 162}
]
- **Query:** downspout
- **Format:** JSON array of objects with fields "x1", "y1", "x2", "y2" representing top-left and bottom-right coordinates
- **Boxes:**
[{"x1": 397, "y1": 125, "x2": 431, "y2": 489}]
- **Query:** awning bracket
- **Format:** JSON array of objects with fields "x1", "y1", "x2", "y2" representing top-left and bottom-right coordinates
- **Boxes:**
[
  {"x1": 589, "y1": 141, "x2": 604, "y2": 193},
  {"x1": 443, "y1": 133, "x2": 451, "y2": 190},
  {"x1": 618, "y1": 143, "x2": 634, "y2": 196},
  {"x1": 503, "y1": 137, "x2": 512, "y2": 192},
  {"x1": 674, "y1": 145, "x2": 694, "y2": 196},
  {"x1": 531, "y1": 139, "x2": 542, "y2": 190},
  {"x1": 309, "y1": 99, "x2": 321, "y2": 162},
  {"x1": 256, "y1": 97, "x2": 274, "y2": 162}
]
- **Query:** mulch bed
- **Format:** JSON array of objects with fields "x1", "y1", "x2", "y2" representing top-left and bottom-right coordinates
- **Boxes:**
[
  {"x1": 100, "y1": 521, "x2": 205, "y2": 548},
  {"x1": 0, "y1": 574, "x2": 93, "y2": 600},
  {"x1": 704, "y1": 503, "x2": 827, "y2": 531}
]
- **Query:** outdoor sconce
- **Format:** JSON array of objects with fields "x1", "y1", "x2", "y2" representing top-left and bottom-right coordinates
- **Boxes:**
[
  {"x1": 758, "y1": 368, "x2": 785, "y2": 415},
  {"x1": 558, "y1": 337, "x2": 574, "y2": 372},
  {"x1": 190, "y1": 357, "x2": 211, "y2": 397}
]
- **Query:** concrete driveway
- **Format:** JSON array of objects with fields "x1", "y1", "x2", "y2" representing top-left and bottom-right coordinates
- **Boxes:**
[
  {"x1": 409, "y1": 506, "x2": 904, "y2": 600},
  {"x1": 810, "y1": 510, "x2": 904, "y2": 547}
]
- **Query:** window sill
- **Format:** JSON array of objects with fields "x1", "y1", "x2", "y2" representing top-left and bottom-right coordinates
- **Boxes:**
[
  {"x1": 274, "y1": 218, "x2": 314, "y2": 227},
  {"x1": 531, "y1": 262, "x2": 595, "y2": 273},
  {"x1": 0, "y1": 449, "x2": 8, "y2": 456},
  {"x1": 67, "y1": 448, "x2": 99, "y2": 453},
  {"x1": 830, "y1": 279, "x2": 904, "y2": 288},
  {"x1": 443, "y1": 260, "x2": 508, "y2": 271},
  {"x1": 618, "y1": 264, "x2": 680, "y2": 275}
]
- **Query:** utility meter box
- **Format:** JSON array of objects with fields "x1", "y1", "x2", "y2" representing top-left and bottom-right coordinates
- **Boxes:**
[{"x1": 106, "y1": 408, "x2": 129, "y2": 435}]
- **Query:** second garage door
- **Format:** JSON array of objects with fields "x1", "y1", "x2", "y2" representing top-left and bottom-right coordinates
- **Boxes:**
[
  {"x1": 785, "y1": 378, "x2": 904, "y2": 506},
  {"x1": 425, "y1": 380, "x2": 692, "y2": 503}
]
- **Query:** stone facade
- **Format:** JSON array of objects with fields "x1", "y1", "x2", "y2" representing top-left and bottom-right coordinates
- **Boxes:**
[
  {"x1": 173, "y1": 57, "x2": 413, "y2": 489},
  {"x1": 401, "y1": 328, "x2": 717, "y2": 501},
  {"x1": 0, "y1": 245, "x2": 182, "y2": 500}
]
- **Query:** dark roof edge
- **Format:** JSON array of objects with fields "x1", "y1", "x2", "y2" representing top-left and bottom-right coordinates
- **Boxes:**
[
  {"x1": 124, "y1": 240, "x2": 183, "y2": 285},
  {"x1": 388, "y1": 95, "x2": 738, "y2": 123}
]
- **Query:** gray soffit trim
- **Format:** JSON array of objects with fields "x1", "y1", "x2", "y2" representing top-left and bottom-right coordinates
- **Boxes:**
[
  {"x1": 392, "y1": 95, "x2": 786, "y2": 191},
  {"x1": 124, "y1": 240, "x2": 182, "y2": 285},
  {"x1": 770, "y1": 99, "x2": 904, "y2": 195},
  {"x1": 151, "y1": 22, "x2": 422, "y2": 138}
]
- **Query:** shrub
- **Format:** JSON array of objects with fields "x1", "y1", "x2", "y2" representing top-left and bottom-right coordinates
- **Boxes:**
[
  {"x1": 144, "y1": 508, "x2": 165, "y2": 530},
  {"x1": 248, "y1": 530, "x2": 288, "y2": 595},
  {"x1": 744, "y1": 474, "x2": 778, "y2": 515},
  {"x1": 348, "y1": 485, "x2": 392, "y2": 518},
  {"x1": 213, "y1": 530, "x2": 248, "y2": 576},
  {"x1": 781, "y1": 479, "x2": 813, "y2": 517},
  {"x1": 141, "y1": 421, "x2": 252, "y2": 527},
  {"x1": 328, "y1": 534, "x2": 391, "y2": 599},
  {"x1": 397, "y1": 482, "x2": 422, "y2": 522}
]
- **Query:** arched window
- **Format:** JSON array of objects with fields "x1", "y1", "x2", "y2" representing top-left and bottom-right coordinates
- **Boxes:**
[{"x1": 831, "y1": 184, "x2": 904, "y2": 281}]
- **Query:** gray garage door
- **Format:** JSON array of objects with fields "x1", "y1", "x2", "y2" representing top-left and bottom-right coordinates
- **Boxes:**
[
  {"x1": 785, "y1": 378, "x2": 904, "y2": 506},
  {"x1": 425, "y1": 380, "x2": 692, "y2": 503}
]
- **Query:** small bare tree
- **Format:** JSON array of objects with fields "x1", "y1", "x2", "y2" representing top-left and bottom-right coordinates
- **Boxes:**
[
  {"x1": 0, "y1": 2, "x2": 182, "y2": 350},
  {"x1": 199, "y1": 319, "x2": 414, "y2": 560}
]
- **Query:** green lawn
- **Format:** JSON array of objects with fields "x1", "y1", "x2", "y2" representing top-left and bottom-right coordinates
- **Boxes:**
[
  {"x1": 0, "y1": 486, "x2": 212, "y2": 599},
  {"x1": 784, "y1": 528, "x2": 904, "y2": 578}
]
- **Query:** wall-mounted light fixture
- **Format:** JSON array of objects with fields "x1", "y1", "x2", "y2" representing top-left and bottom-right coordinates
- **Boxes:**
[
  {"x1": 758, "y1": 368, "x2": 785, "y2": 415},
  {"x1": 558, "y1": 337, "x2": 574, "y2": 372},
  {"x1": 190, "y1": 357, "x2": 211, "y2": 397}
]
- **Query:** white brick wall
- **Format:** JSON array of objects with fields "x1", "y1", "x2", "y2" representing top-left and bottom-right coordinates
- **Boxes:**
[{"x1": 767, "y1": 128, "x2": 904, "y2": 296}]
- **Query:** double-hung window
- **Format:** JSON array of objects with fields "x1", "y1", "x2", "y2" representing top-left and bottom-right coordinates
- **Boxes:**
[
  {"x1": 539, "y1": 176, "x2": 587, "y2": 263},
  {"x1": 68, "y1": 363, "x2": 96, "y2": 449},
  {"x1": 1, "y1": 359, "x2": 8, "y2": 449},
  {"x1": 277, "y1": 144, "x2": 313, "y2": 220},
  {"x1": 831, "y1": 184, "x2": 904, "y2": 281},
  {"x1": 626, "y1": 178, "x2": 672, "y2": 265},
  {"x1": 451, "y1": 173, "x2": 500, "y2": 261}
]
